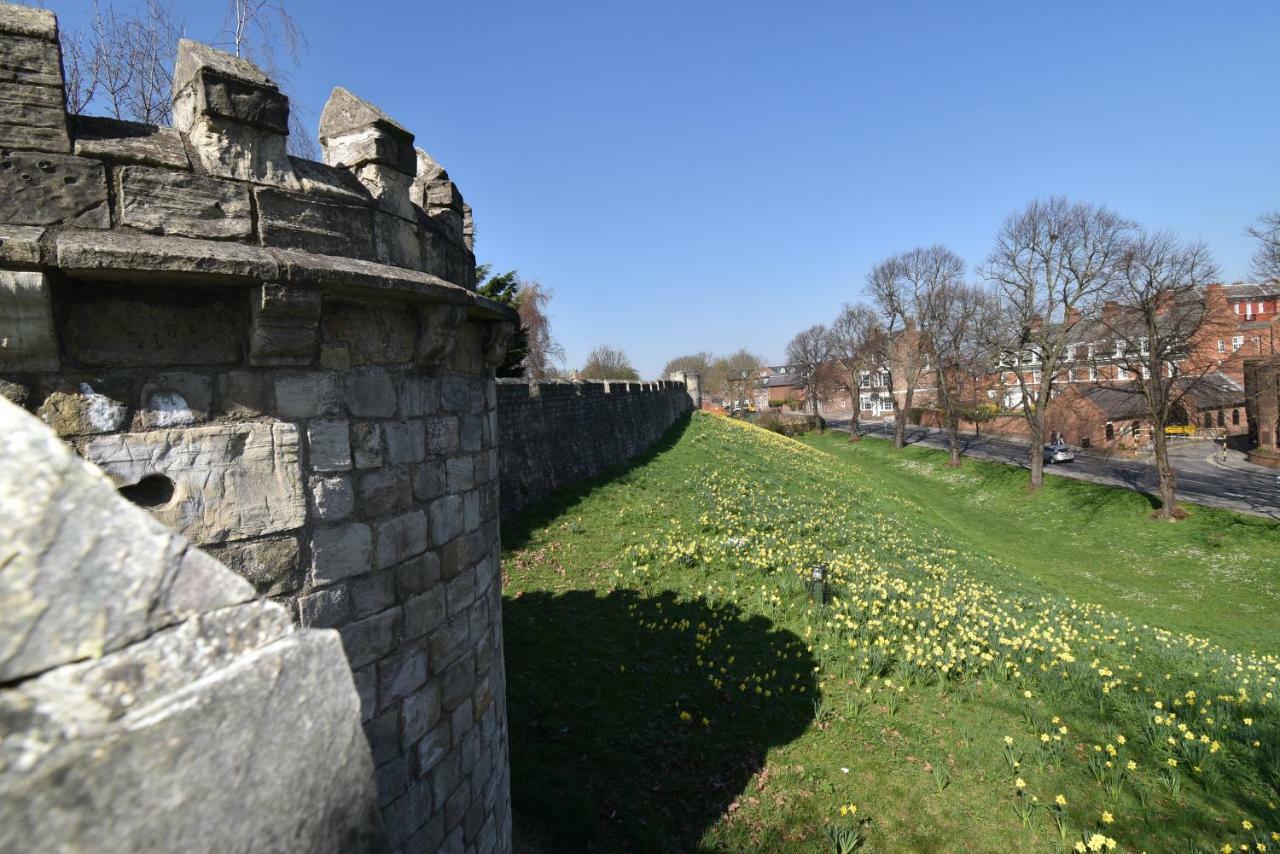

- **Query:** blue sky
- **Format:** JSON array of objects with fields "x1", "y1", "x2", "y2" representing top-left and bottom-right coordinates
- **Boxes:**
[{"x1": 52, "y1": 1, "x2": 1280, "y2": 377}]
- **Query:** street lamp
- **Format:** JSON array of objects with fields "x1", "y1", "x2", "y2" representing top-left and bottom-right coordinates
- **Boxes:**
[{"x1": 808, "y1": 563, "x2": 828, "y2": 605}]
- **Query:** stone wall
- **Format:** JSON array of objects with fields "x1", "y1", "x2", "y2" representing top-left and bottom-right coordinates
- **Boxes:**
[
  {"x1": 496, "y1": 379, "x2": 692, "y2": 517},
  {"x1": 0, "y1": 7, "x2": 514, "y2": 852},
  {"x1": 0, "y1": 398, "x2": 383, "y2": 853}
]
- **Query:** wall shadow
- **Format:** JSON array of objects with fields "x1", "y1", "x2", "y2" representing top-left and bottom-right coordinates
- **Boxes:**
[
  {"x1": 501, "y1": 414, "x2": 691, "y2": 552},
  {"x1": 504, "y1": 588, "x2": 818, "y2": 852}
]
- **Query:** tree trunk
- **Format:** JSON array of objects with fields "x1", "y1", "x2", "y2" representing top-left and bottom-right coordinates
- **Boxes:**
[
  {"x1": 1152, "y1": 424, "x2": 1179, "y2": 518},
  {"x1": 893, "y1": 407, "x2": 906, "y2": 449},
  {"x1": 1027, "y1": 418, "x2": 1045, "y2": 491},
  {"x1": 948, "y1": 415, "x2": 961, "y2": 466}
]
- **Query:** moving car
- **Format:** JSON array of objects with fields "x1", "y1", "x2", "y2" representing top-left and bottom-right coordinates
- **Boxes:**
[{"x1": 1043, "y1": 441, "x2": 1075, "y2": 464}]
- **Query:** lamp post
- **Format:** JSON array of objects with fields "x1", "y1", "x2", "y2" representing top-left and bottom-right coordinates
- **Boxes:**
[{"x1": 808, "y1": 563, "x2": 828, "y2": 606}]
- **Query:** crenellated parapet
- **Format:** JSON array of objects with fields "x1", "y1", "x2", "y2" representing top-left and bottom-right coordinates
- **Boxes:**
[{"x1": 0, "y1": 6, "x2": 514, "y2": 853}]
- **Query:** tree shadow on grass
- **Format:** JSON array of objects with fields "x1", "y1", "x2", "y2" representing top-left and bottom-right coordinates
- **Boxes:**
[
  {"x1": 504, "y1": 588, "x2": 818, "y2": 852},
  {"x1": 502, "y1": 415, "x2": 691, "y2": 552}
]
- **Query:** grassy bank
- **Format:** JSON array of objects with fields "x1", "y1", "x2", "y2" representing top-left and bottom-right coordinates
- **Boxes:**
[
  {"x1": 798, "y1": 430, "x2": 1280, "y2": 656},
  {"x1": 502, "y1": 413, "x2": 1280, "y2": 852}
]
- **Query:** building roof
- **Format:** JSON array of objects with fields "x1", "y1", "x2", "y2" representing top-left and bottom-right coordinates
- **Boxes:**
[
  {"x1": 1079, "y1": 386, "x2": 1149, "y2": 420},
  {"x1": 1178, "y1": 372, "x2": 1245, "y2": 410},
  {"x1": 1074, "y1": 372, "x2": 1244, "y2": 419},
  {"x1": 760, "y1": 374, "x2": 800, "y2": 388},
  {"x1": 1222, "y1": 282, "x2": 1280, "y2": 300}
]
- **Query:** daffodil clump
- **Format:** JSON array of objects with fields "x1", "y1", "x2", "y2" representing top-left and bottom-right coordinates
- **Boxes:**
[{"x1": 610, "y1": 414, "x2": 1280, "y2": 850}]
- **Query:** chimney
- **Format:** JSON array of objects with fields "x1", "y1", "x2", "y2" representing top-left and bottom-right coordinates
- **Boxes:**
[
  {"x1": 1066, "y1": 307, "x2": 1081, "y2": 328},
  {"x1": 1101, "y1": 300, "x2": 1120, "y2": 326}
]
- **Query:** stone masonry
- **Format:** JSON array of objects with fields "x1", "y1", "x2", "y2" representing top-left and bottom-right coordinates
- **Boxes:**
[
  {"x1": 496, "y1": 379, "x2": 693, "y2": 517},
  {"x1": 0, "y1": 7, "x2": 516, "y2": 852}
]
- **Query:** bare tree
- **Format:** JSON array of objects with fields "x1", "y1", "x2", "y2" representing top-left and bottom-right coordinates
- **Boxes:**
[
  {"x1": 867, "y1": 246, "x2": 960, "y2": 449},
  {"x1": 219, "y1": 0, "x2": 315, "y2": 157},
  {"x1": 63, "y1": 0, "x2": 183, "y2": 125},
  {"x1": 1094, "y1": 231, "x2": 1221, "y2": 518},
  {"x1": 786, "y1": 324, "x2": 831, "y2": 416},
  {"x1": 920, "y1": 280, "x2": 1000, "y2": 465},
  {"x1": 706, "y1": 349, "x2": 763, "y2": 407},
  {"x1": 581, "y1": 345, "x2": 640, "y2": 381},
  {"x1": 662, "y1": 352, "x2": 713, "y2": 381},
  {"x1": 981, "y1": 198, "x2": 1134, "y2": 490},
  {"x1": 1249, "y1": 212, "x2": 1280, "y2": 283},
  {"x1": 827, "y1": 302, "x2": 884, "y2": 440},
  {"x1": 516, "y1": 281, "x2": 564, "y2": 380}
]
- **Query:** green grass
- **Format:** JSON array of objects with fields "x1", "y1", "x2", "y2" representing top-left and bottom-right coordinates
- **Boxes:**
[
  {"x1": 797, "y1": 430, "x2": 1280, "y2": 656},
  {"x1": 502, "y1": 413, "x2": 1280, "y2": 852}
]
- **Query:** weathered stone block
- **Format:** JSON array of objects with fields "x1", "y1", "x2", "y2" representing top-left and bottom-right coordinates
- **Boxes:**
[
  {"x1": 345, "y1": 368, "x2": 397, "y2": 417},
  {"x1": 322, "y1": 299, "x2": 418, "y2": 366},
  {"x1": 403, "y1": 586, "x2": 446, "y2": 640},
  {"x1": 217, "y1": 370, "x2": 273, "y2": 417},
  {"x1": 424, "y1": 415, "x2": 460, "y2": 456},
  {"x1": 398, "y1": 376, "x2": 438, "y2": 416},
  {"x1": 0, "y1": 9, "x2": 70, "y2": 153},
  {"x1": 428, "y1": 615, "x2": 471, "y2": 674},
  {"x1": 378, "y1": 642, "x2": 428, "y2": 710},
  {"x1": 374, "y1": 756, "x2": 411, "y2": 809},
  {"x1": 417, "y1": 304, "x2": 467, "y2": 366},
  {"x1": 117, "y1": 166, "x2": 252, "y2": 239},
  {"x1": 441, "y1": 655, "x2": 477, "y2": 712},
  {"x1": 0, "y1": 398, "x2": 254, "y2": 681},
  {"x1": 249, "y1": 283, "x2": 321, "y2": 366},
  {"x1": 320, "y1": 87, "x2": 416, "y2": 175},
  {"x1": 298, "y1": 583, "x2": 351, "y2": 628},
  {"x1": 36, "y1": 381, "x2": 128, "y2": 436},
  {"x1": 403, "y1": 683, "x2": 443, "y2": 750},
  {"x1": 460, "y1": 414, "x2": 484, "y2": 452},
  {"x1": 384, "y1": 419, "x2": 426, "y2": 464},
  {"x1": 82, "y1": 422, "x2": 306, "y2": 545},
  {"x1": 137, "y1": 372, "x2": 213, "y2": 429},
  {"x1": 0, "y1": 270, "x2": 56, "y2": 371},
  {"x1": 412, "y1": 458, "x2": 447, "y2": 502},
  {"x1": 309, "y1": 473, "x2": 355, "y2": 521},
  {"x1": 205, "y1": 534, "x2": 302, "y2": 596},
  {"x1": 428, "y1": 495, "x2": 464, "y2": 546},
  {"x1": 374, "y1": 509, "x2": 429, "y2": 569},
  {"x1": 257, "y1": 187, "x2": 375, "y2": 259},
  {"x1": 341, "y1": 608, "x2": 400, "y2": 669},
  {"x1": 306, "y1": 418, "x2": 352, "y2": 472},
  {"x1": 395, "y1": 552, "x2": 442, "y2": 598},
  {"x1": 73, "y1": 115, "x2": 190, "y2": 168},
  {"x1": 351, "y1": 572, "x2": 396, "y2": 620},
  {"x1": 62, "y1": 283, "x2": 246, "y2": 368},
  {"x1": 311, "y1": 522, "x2": 373, "y2": 584},
  {"x1": 415, "y1": 724, "x2": 450, "y2": 777},
  {"x1": 352, "y1": 421, "x2": 384, "y2": 469},
  {"x1": 446, "y1": 456, "x2": 474, "y2": 492},
  {"x1": 275, "y1": 372, "x2": 340, "y2": 419},
  {"x1": 375, "y1": 209, "x2": 422, "y2": 269},
  {"x1": 358, "y1": 467, "x2": 413, "y2": 519},
  {"x1": 0, "y1": 151, "x2": 108, "y2": 227}
]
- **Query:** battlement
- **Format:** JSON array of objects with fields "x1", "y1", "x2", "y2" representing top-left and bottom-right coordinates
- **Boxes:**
[{"x1": 0, "y1": 9, "x2": 481, "y2": 291}]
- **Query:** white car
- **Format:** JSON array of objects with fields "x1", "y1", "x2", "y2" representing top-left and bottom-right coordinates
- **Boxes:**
[{"x1": 1043, "y1": 441, "x2": 1075, "y2": 464}]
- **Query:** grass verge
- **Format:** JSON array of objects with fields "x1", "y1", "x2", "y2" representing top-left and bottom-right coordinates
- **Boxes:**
[{"x1": 503, "y1": 413, "x2": 1280, "y2": 852}]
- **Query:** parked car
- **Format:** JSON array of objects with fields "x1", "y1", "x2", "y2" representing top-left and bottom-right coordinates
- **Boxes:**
[{"x1": 1043, "y1": 441, "x2": 1075, "y2": 464}]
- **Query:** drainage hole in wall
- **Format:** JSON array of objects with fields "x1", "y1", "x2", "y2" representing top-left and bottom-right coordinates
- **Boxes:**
[{"x1": 119, "y1": 474, "x2": 175, "y2": 508}]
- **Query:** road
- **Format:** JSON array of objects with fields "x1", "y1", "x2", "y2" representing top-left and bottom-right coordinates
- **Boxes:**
[{"x1": 825, "y1": 419, "x2": 1280, "y2": 520}]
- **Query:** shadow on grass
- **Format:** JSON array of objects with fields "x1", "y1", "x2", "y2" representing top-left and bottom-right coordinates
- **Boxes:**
[
  {"x1": 504, "y1": 588, "x2": 818, "y2": 852},
  {"x1": 502, "y1": 415, "x2": 691, "y2": 552}
]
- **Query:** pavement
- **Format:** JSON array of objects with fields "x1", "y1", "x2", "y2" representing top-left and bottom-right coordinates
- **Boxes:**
[{"x1": 824, "y1": 417, "x2": 1280, "y2": 519}]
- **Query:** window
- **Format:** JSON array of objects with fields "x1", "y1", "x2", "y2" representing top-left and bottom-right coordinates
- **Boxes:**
[
  {"x1": 1218, "y1": 339, "x2": 1226, "y2": 353},
  {"x1": 1203, "y1": 412, "x2": 1213, "y2": 428},
  {"x1": 1141, "y1": 365, "x2": 1150, "y2": 380},
  {"x1": 1139, "y1": 336, "x2": 1149, "y2": 355},
  {"x1": 1115, "y1": 365, "x2": 1129, "y2": 380},
  {"x1": 1105, "y1": 422, "x2": 1115, "y2": 441},
  {"x1": 1087, "y1": 365, "x2": 1097, "y2": 382},
  {"x1": 1246, "y1": 302, "x2": 1254, "y2": 319},
  {"x1": 1066, "y1": 344, "x2": 1077, "y2": 361},
  {"x1": 1235, "y1": 303, "x2": 1241, "y2": 315},
  {"x1": 1087, "y1": 343, "x2": 1097, "y2": 360},
  {"x1": 1113, "y1": 340, "x2": 1124, "y2": 358},
  {"x1": 1031, "y1": 371, "x2": 1042, "y2": 385},
  {"x1": 1067, "y1": 368, "x2": 1076, "y2": 383},
  {"x1": 1232, "y1": 409, "x2": 1240, "y2": 426},
  {"x1": 1232, "y1": 336, "x2": 1244, "y2": 352},
  {"x1": 1217, "y1": 410, "x2": 1225, "y2": 428},
  {"x1": 859, "y1": 372, "x2": 871, "y2": 388},
  {"x1": 1132, "y1": 421, "x2": 1141, "y2": 440}
]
